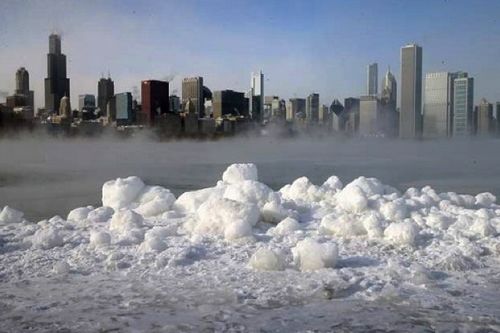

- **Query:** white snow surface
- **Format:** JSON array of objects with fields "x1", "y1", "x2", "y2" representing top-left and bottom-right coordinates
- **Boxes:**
[{"x1": 1, "y1": 163, "x2": 500, "y2": 332}]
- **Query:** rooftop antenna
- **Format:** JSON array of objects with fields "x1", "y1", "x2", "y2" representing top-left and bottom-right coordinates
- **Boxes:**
[{"x1": 107, "y1": 70, "x2": 110, "y2": 78}]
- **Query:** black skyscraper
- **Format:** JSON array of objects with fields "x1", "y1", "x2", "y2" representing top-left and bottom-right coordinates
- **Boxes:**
[
  {"x1": 98, "y1": 77, "x2": 114, "y2": 116},
  {"x1": 44, "y1": 34, "x2": 70, "y2": 114}
]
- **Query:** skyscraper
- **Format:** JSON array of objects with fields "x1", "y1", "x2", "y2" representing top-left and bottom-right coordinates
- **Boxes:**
[
  {"x1": 367, "y1": 63, "x2": 378, "y2": 96},
  {"x1": 306, "y1": 93, "x2": 319, "y2": 123},
  {"x1": 182, "y1": 77, "x2": 204, "y2": 118},
  {"x1": 44, "y1": 34, "x2": 70, "y2": 114},
  {"x1": 212, "y1": 90, "x2": 248, "y2": 119},
  {"x1": 141, "y1": 80, "x2": 169, "y2": 125},
  {"x1": 423, "y1": 72, "x2": 457, "y2": 138},
  {"x1": 250, "y1": 71, "x2": 264, "y2": 122},
  {"x1": 400, "y1": 44, "x2": 423, "y2": 139},
  {"x1": 381, "y1": 68, "x2": 397, "y2": 110},
  {"x1": 7, "y1": 67, "x2": 34, "y2": 111},
  {"x1": 452, "y1": 73, "x2": 474, "y2": 136},
  {"x1": 476, "y1": 98, "x2": 494, "y2": 136},
  {"x1": 287, "y1": 98, "x2": 306, "y2": 121},
  {"x1": 98, "y1": 77, "x2": 114, "y2": 116}
]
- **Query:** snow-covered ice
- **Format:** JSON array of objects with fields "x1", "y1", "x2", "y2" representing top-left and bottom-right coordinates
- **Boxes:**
[{"x1": 1, "y1": 163, "x2": 500, "y2": 332}]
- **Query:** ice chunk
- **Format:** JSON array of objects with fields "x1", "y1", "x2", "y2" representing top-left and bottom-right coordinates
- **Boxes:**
[
  {"x1": 320, "y1": 213, "x2": 366, "y2": 237},
  {"x1": 186, "y1": 198, "x2": 259, "y2": 241},
  {"x1": 475, "y1": 192, "x2": 496, "y2": 207},
  {"x1": 292, "y1": 238, "x2": 338, "y2": 271},
  {"x1": 380, "y1": 199, "x2": 408, "y2": 221},
  {"x1": 134, "y1": 186, "x2": 176, "y2": 217},
  {"x1": 470, "y1": 218, "x2": 496, "y2": 238},
  {"x1": 249, "y1": 248, "x2": 284, "y2": 271},
  {"x1": 89, "y1": 230, "x2": 111, "y2": 247},
  {"x1": 87, "y1": 206, "x2": 114, "y2": 223},
  {"x1": 362, "y1": 212, "x2": 384, "y2": 238},
  {"x1": 223, "y1": 180, "x2": 275, "y2": 208},
  {"x1": 384, "y1": 221, "x2": 418, "y2": 246},
  {"x1": 67, "y1": 206, "x2": 93, "y2": 222},
  {"x1": 109, "y1": 209, "x2": 144, "y2": 236},
  {"x1": 425, "y1": 211, "x2": 453, "y2": 230},
  {"x1": 174, "y1": 186, "x2": 225, "y2": 213},
  {"x1": 139, "y1": 228, "x2": 168, "y2": 253},
  {"x1": 270, "y1": 217, "x2": 301, "y2": 236},
  {"x1": 280, "y1": 177, "x2": 323, "y2": 203},
  {"x1": 102, "y1": 176, "x2": 145, "y2": 210},
  {"x1": 344, "y1": 176, "x2": 395, "y2": 197},
  {"x1": 322, "y1": 175, "x2": 343, "y2": 191},
  {"x1": 335, "y1": 185, "x2": 368, "y2": 212},
  {"x1": 0, "y1": 206, "x2": 24, "y2": 224},
  {"x1": 222, "y1": 163, "x2": 258, "y2": 184},
  {"x1": 31, "y1": 227, "x2": 64, "y2": 249}
]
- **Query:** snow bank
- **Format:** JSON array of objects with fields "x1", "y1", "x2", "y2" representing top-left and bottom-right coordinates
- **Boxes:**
[{"x1": 102, "y1": 176, "x2": 145, "y2": 210}]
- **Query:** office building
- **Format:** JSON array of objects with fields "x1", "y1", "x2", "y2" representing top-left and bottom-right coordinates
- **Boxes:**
[
  {"x1": 15, "y1": 67, "x2": 34, "y2": 111},
  {"x1": 367, "y1": 63, "x2": 378, "y2": 96},
  {"x1": 115, "y1": 92, "x2": 134, "y2": 125},
  {"x1": 453, "y1": 73, "x2": 474, "y2": 136},
  {"x1": 476, "y1": 98, "x2": 494, "y2": 136},
  {"x1": 344, "y1": 97, "x2": 360, "y2": 134},
  {"x1": 306, "y1": 93, "x2": 319, "y2": 123},
  {"x1": 141, "y1": 80, "x2": 169, "y2": 125},
  {"x1": 359, "y1": 95, "x2": 382, "y2": 135},
  {"x1": 250, "y1": 71, "x2": 264, "y2": 122},
  {"x1": 423, "y1": 72, "x2": 457, "y2": 138},
  {"x1": 182, "y1": 77, "x2": 204, "y2": 118},
  {"x1": 44, "y1": 34, "x2": 70, "y2": 114},
  {"x1": 98, "y1": 77, "x2": 114, "y2": 116},
  {"x1": 169, "y1": 95, "x2": 181, "y2": 114},
  {"x1": 286, "y1": 98, "x2": 306, "y2": 121},
  {"x1": 212, "y1": 90, "x2": 248, "y2": 119},
  {"x1": 400, "y1": 44, "x2": 423, "y2": 138}
]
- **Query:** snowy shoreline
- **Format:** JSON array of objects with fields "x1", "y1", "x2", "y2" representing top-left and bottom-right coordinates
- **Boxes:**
[{"x1": 1, "y1": 163, "x2": 500, "y2": 332}]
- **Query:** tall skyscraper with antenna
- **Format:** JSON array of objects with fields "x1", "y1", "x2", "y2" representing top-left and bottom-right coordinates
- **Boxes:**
[{"x1": 44, "y1": 34, "x2": 70, "y2": 114}]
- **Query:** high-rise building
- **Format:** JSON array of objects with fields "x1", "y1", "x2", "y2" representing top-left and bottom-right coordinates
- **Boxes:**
[
  {"x1": 182, "y1": 77, "x2": 204, "y2": 118},
  {"x1": 286, "y1": 98, "x2": 306, "y2": 121},
  {"x1": 367, "y1": 63, "x2": 378, "y2": 96},
  {"x1": 44, "y1": 34, "x2": 70, "y2": 114},
  {"x1": 452, "y1": 73, "x2": 474, "y2": 136},
  {"x1": 359, "y1": 95, "x2": 382, "y2": 136},
  {"x1": 381, "y1": 68, "x2": 397, "y2": 110},
  {"x1": 423, "y1": 72, "x2": 457, "y2": 138},
  {"x1": 115, "y1": 92, "x2": 134, "y2": 125},
  {"x1": 496, "y1": 102, "x2": 500, "y2": 135},
  {"x1": 6, "y1": 67, "x2": 34, "y2": 112},
  {"x1": 400, "y1": 44, "x2": 423, "y2": 139},
  {"x1": 250, "y1": 71, "x2": 264, "y2": 122},
  {"x1": 169, "y1": 95, "x2": 181, "y2": 114},
  {"x1": 476, "y1": 98, "x2": 494, "y2": 136},
  {"x1": 98, "y1": 77, "x2": 114, "y2": 116},
  {"x1": 78, "y1": 94, "x2": 96, "y2": 120},
  {"x1": 141, "y1": 80, "x2": 169, "y2": 125},
  {"x1": 212, "y1": 90, "x2": 248, "y2": 119},
  {"x1": 306, "y1": 93, "x2": 319, "y2": 123},
  {"x1": 330, "y1": 99, "x2": 346, "y2": 132},
  {"x1": 344, "y1": 97, "x2": 360, "y2": 134}
]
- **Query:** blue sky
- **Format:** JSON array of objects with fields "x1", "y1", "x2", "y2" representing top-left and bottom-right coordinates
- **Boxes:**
[{"x1": 0, "y1": 0, "x2": 499, "y2": 109}]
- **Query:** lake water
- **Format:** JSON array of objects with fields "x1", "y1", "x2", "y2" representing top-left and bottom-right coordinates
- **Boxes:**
[{"x1": 1, "y1": 136, "x2": 499, "y2": 221}]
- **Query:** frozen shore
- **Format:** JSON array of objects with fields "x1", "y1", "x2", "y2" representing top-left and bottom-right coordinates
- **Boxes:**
[{"x1": 1, "y1": 163, "x2": 500, "y2": 332}]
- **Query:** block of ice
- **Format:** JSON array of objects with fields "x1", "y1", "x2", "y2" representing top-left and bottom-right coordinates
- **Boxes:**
[
  {"x1": 185, "y1": 198, "x2": 259, "y2": 241},
  {"x1": 87, "y1": 206, "x2": 114, "y2": 223},
  {"x1": 335, "y1": 185, "x2": 368, "y2": 212},
  {"x1": 89, "y1": 230, "x2": 111, "y2": 247},
  {"x1": 269, "y1": 217, "x2": 301, "y2": 236},
  {"x1": 174, "y1": 186, "x2": 226, "y2": 213},
  {"x1": 223, "y1": 180, "x2": 275, "y2": 208},
  {"x1": 0, "y1": 206, "x2": 24, "y2": 224},
  {"x1": 31, "y1": 227, "x2": 64, "y2": 249},
  {"x1": 249, "y1": 248, "x2": 285, "y2": 271},
  {"x1": 384, "y1": 221, "x2": 418, "y2": 246},
  {"x1": 102, "y1": 176, "x2": 145, "y2": 210},
  {"x1": 222, "y1": 163, "x2": 258, "y2": 184},
  {"x1": 475, "y1": 192, "x2": 496, "y2": 207},
  {"x1": 292, "y1": 238, "x2": 338, "y2": 271},
  {"x1": 134, "y1": 186, "x2": 176, "y2": 217},
  {"x1": 67, "y1": 206, "x2": 93, "y2": 222},
  {"x1": 321, "y1": 213, "x2": 366, "y2": 237},
  {"x1": 109, "y1": 209, "x2": 144, "y2": 236}
]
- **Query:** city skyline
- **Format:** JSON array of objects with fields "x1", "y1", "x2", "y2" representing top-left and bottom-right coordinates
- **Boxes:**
[{"x1": 0, "y1": 0, "x2": 499, "y2": 110}]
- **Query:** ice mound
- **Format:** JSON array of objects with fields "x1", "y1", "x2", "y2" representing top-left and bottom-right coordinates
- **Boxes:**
[
  {"x1": 292, "y1": 238, "x2": 338, "y2": 271},
  {"x1": 89, "y1": 230, "x2": 111, "y2": 247},
  {"x1": 173, "y1": 186, "x2": 225, "y2": 213},
  {"x1": 249, "y1": 248, "x2": 285, "y2": 271},
  {"x1": 335, "y1": 185, "x2": 368, "y2": 212},
  {"x1": 222, "y1": 163, "x2": 258, "y2": 184},
  {"x1": 384, "y1": 221, "x2": 419, "y2": 246},
  {"x1": 102, "y1": 176, "x2": 145, "y2": 210},
  {"x1": 184, "y1": 198, "x2": 259, "y2": 241},
  {"x1": 109, "y1": 209, "x2": 144, "y2": 243},
  {"x1": 320, "y1": 213, "x2": 366, "y2": 237},
  {"x1": 31, "y1": 227, "x2": 64, "y2": 249},
  {"x1": 269, "y1": 217, "x2": 301, "y2": 236},
  {"x1": 67, "y1": 206, "x2": 94, "y2": 222},
  {"x1": 0, "y1": 206, "x2": 24, "y2": 224}
]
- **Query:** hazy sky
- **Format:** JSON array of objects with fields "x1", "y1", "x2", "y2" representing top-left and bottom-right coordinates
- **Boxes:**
[{"x1": 0, "y1": 0, "x2": 499, "y2": 110}]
